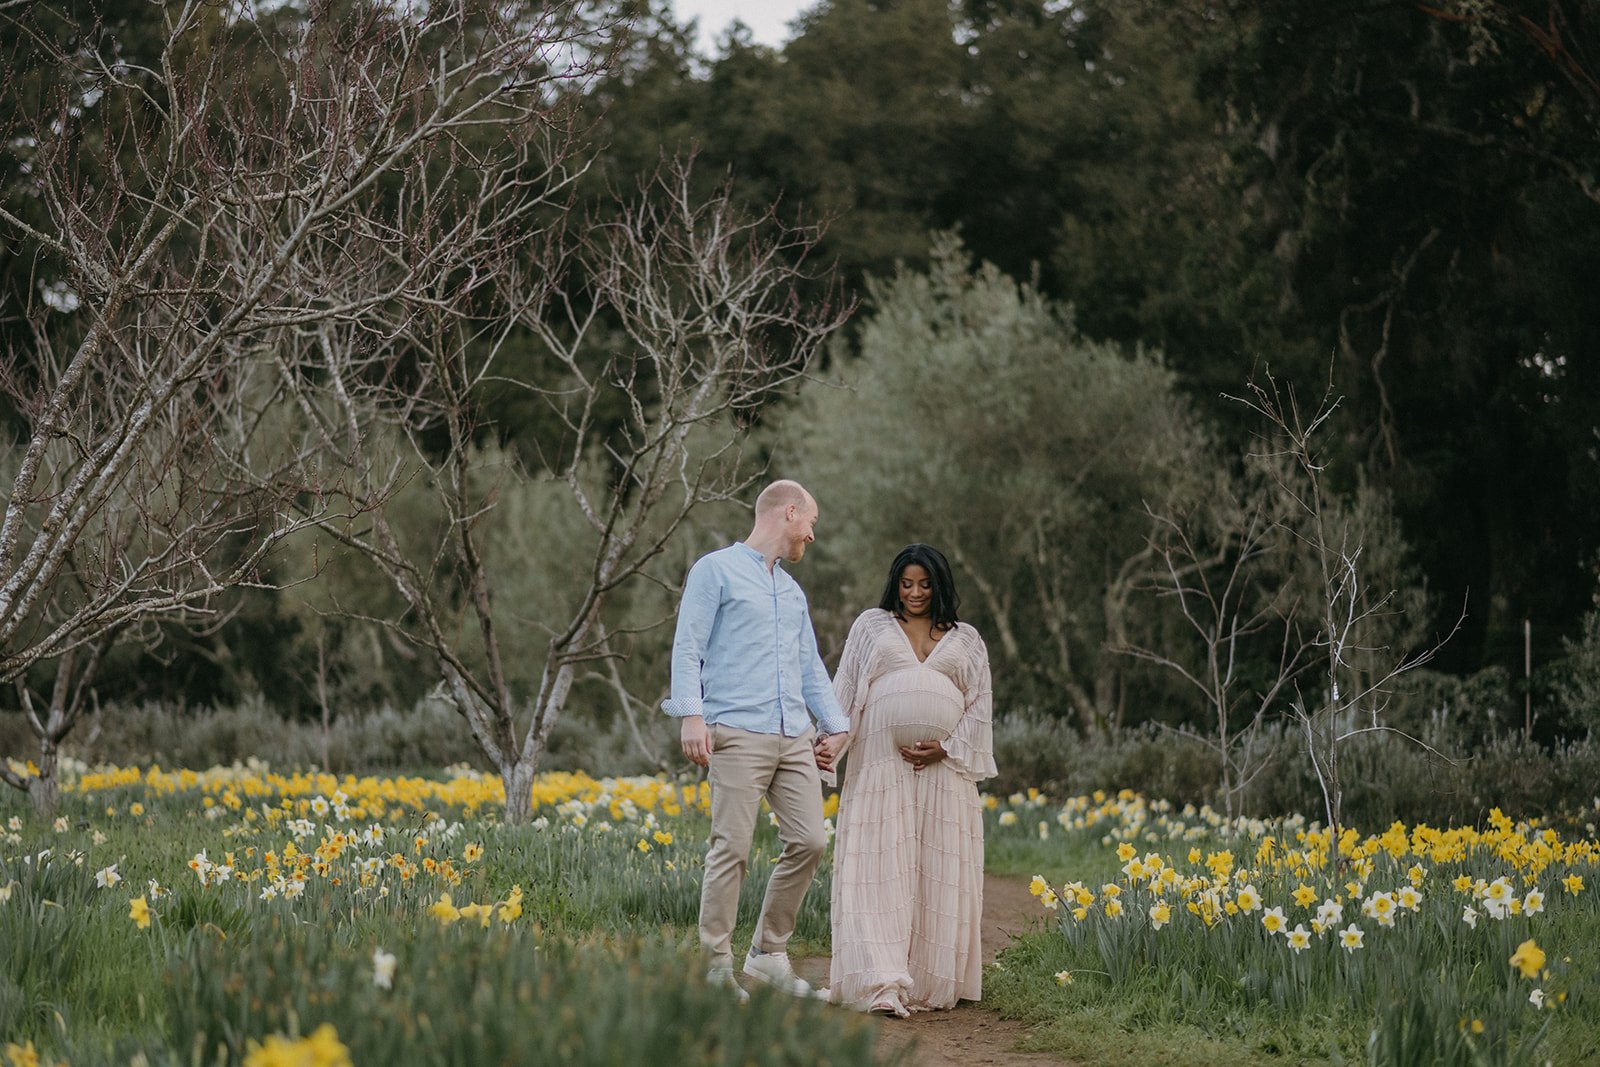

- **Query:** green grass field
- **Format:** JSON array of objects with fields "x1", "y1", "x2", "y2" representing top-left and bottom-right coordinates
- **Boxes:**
[
  {"x1": 982, "y1": 793, "x2": 1600, "y2": 1065},
  {"x1": 3, "y1": 771, "x2": 1597, "y2": 1065}
]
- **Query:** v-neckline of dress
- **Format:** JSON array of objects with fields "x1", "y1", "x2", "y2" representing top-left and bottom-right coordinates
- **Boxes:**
[{"x1": 891, "y1": 612, "x2": 947, "y2": 666}]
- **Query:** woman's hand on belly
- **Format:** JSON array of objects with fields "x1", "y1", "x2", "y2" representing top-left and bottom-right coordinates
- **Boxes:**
[{"x1": 899, "y1": 739, "x2": 947, "y2": 769}]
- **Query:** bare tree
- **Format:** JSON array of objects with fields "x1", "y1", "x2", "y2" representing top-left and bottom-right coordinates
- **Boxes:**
[
  {"x1": 0, "y1": 628, "x2": 119, "y2": 814},
  {"x1": 951, "y1": 531, "x2": 1153, "y2": 734},
  {"x1": 1118, "y1": 477, "x2": 1312, "y2": 818},
  {"x1": 0, "y1": 0, "x2": 618, "y2": 810},
  {"x1": 1234, "y1": 371, "x2": 1460, "y2": 850},
  {"x1": 274, "y1": 154, "x2": 848, "y2": 822}
]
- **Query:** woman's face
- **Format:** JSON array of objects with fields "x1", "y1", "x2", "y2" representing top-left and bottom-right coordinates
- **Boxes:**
[{"x1": 898, "y1": 563, "x2": 933, "y2": 618}]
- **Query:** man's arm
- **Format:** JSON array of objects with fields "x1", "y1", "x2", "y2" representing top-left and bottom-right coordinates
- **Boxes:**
[
  {"x1": 799, "y1": 605, "x2": 850, "y2": 741},
  {"x1": 664, "y1": 558, "x2": 721, "y2": 766}
]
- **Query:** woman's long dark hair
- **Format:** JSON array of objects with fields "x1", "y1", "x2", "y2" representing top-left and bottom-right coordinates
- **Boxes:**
[{"x1": 878, "y1": 543, "x2": 961, "y2": 631}]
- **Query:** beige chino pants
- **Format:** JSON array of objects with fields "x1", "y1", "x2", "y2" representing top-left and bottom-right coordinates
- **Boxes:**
[{"x1": 700, "y1": 723, "x2": 826, "y2": 971}]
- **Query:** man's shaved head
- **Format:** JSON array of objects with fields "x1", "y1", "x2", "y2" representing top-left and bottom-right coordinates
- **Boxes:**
[{"x1": 755, "y1": 479, "x2": 813, "y2": 517}]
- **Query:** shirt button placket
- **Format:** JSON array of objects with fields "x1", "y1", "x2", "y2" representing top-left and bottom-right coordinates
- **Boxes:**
[{"x1": 771, "y1": 574, "x2": 785, "y2": 736}]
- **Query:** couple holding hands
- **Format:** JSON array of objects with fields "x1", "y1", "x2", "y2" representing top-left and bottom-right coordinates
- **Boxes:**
[{"x1": 664, "y1": 480, "x2": 996, "y2": 1018}]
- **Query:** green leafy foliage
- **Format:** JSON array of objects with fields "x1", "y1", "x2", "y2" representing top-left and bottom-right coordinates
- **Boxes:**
[{"x1": 780, "y1": 234, "x2": 1213, "y2": 728}]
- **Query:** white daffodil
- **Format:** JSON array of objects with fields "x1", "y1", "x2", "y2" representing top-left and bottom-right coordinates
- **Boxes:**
[{"x1": 372, "y1": 947, "x2": 398, "y2": 990}]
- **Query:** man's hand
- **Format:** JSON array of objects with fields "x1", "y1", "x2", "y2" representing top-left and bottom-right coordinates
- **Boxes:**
[
  {"x1": 681, "y1": 716, "x2": 711, "y2": 768},
  {"x1": 813, "y1": 731, "x2": 848, "y2": 773}
]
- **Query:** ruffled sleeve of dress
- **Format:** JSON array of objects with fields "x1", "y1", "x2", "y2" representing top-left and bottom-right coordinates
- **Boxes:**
[
  {"x1": 941, "y1": 627, "x2": 997, "y2": 782},
  {"x1": 832, "y1": 609, "x2": 881, "y2": 728}
]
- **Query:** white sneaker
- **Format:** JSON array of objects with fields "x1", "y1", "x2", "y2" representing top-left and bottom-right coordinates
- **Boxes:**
[
  {"x1": 706, "y1": 965, "x2": 750, "y2": 1003},
  {"x1": 742, "y1": 949, "x2": 813, "y2": 997}
]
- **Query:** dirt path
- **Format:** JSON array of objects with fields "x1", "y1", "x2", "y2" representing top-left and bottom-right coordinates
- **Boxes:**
[{"x1": 797, "y1": 874, "x2": 1072, "y2": 1066}]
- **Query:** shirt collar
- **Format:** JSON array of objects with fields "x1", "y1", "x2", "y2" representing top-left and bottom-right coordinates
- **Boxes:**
[{"x1": 733, "y1": 541, "x2": 782, "y2": 573}]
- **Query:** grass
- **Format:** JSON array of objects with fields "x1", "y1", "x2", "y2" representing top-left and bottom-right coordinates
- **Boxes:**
[
  {"x1": 978, "y1": 793, "x2": 1600, "y2": 1066},
  {"x1": 0, "y1": 769, "x2": 875, "y2": 1067},
  {"x1": 7, "y1": 772, "x2": 1600, "y2": 1066}
]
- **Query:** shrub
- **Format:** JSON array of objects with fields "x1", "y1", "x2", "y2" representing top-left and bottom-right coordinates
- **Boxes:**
[
  {"x1": 2, "y1": 696, "x2": 683, "y2": 778},
  {"x1": 992, "y1": 708, "x2": 1600, "y2": 828}
]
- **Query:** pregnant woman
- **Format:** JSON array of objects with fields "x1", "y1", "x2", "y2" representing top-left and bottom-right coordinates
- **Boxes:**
[{"x1": 827, "y1": 543, "x2": 997, "y2": 1017}]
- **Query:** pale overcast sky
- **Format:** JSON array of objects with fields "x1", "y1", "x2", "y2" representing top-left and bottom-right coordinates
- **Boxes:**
[{"x1": 667, "y1": 0, "x2": 815, "y2": 52}]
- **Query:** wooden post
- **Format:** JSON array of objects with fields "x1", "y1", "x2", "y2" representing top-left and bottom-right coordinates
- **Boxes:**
[{"x1": 1524, "y1": 619, "x2": 1532, "y2": 740}]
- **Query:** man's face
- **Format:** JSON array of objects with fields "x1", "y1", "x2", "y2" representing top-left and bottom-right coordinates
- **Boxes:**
[{"x1": 784, "y1": 499, "x2": 818, "y2": 562}]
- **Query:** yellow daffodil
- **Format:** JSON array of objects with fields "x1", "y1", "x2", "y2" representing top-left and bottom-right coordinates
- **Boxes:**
[
  {"x1": 1510, "y1": 939, "x2": 1545, "y2": 980},
  {"x1": 1291, "y1": 883, "x2": 1317, "y2": 908},
  {"x1": 128, "y1": 896, "x2": 152, "y2": 930},
  {"x1": 497, "y1": 886, "x2": 524, "y2": 923},
  {"x1": 428, "y1": 892, "x2": 461, "y2": 925},
  {"x1": 2, "y1": 1040, "x2": 62, "y2": 1067},
  {"x1": 304, "y1": 1023, "x2": 355, "y2": 1067}
]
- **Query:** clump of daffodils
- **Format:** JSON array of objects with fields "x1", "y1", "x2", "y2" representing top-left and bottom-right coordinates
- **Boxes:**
[{"x1": 242, "y1": 1023, "x2": 351, "y2": 1067}]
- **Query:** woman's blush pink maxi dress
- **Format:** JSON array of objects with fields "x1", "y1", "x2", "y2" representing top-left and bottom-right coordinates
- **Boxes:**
[{"x1": 827, "y1": 608, "x2": 997, "y2": 1012}]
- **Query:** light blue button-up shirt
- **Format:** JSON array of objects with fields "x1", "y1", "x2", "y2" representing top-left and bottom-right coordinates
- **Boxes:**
[{"x1": 662, "y1": 542, "x2": 848, "y2": 736}]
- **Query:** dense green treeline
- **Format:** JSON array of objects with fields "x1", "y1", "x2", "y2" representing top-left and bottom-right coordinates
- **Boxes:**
[
  {"x1": 2, "y1": 0, "x2": 1598, "y2": 754},
  {"x1": 588, "y1": 0, "x2": 1600, "y2": 677}
]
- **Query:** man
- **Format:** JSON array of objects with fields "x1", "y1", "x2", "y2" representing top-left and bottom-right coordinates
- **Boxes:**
[{"x1": 664, "y1": 479, "x2": 850, "y2": 1000}]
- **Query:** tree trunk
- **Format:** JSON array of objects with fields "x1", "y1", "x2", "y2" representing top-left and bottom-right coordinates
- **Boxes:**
[
  {"x1": 29, "y1": 738, "x2": 59, "y2": 819},
  {"x1": 501, "y1": 758, "x2": 536, "y2": 826}
]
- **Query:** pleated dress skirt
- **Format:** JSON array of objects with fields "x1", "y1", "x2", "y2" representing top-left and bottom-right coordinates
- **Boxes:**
[{"x1": 828, "y1": 666, "x2": 984, "y2": 1011}]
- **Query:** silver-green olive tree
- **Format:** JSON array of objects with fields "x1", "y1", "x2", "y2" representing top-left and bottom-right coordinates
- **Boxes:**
[{"x1": 784, "y1": 233, "x2": 1211, "y2": 732}]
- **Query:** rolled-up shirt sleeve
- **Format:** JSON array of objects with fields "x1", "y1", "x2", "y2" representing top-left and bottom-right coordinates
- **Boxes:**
[
  {"x1": 662, "y1": 557, "x2": 722, "y2": 718},
  {"x1": 800, "y1": 607, "x2": 849, "y2": 735}
]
